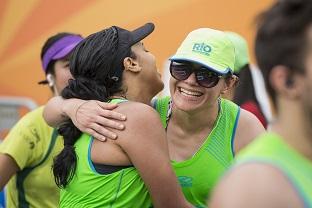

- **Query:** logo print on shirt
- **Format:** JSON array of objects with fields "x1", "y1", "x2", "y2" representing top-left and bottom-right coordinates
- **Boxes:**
[{"x1": 178, "y1": 176, "x2": 193, "y2": 187}]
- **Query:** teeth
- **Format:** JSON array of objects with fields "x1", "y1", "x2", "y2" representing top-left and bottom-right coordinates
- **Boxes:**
[{"x1": 180, "y1": 88, "x2": 203, "y2": 96}]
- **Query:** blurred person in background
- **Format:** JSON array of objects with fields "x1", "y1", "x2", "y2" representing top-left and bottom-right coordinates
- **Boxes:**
[
  {"x1": 43, "y1": 27, "x2": 265, "y2": 207},
  {"x1": 224, "y1": 31, "x2": 272, "y2": 128},
  {"x1": 0, "y1": 32, "x2": 87, "y2": 208},
  {"x1": 209, "y1": 0, "x2": 312, "y2": 207}
]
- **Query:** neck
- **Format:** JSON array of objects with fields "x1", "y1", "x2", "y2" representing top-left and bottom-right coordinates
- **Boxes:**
[
  {"x1": 126, "y1": 91, "x2": 153, "y2": 105},
  {"x1": 170, "y1": 99, "x2": 220, "y2": 133},
  {"x1": 121, "y1": 73, "x2": 155, "y2": 105},
  {"x1": 120, "y1": 86, "x2": 153, "y2": 106},
  {"x1": 271, "y1": 100, "x2": 312, "y2": 161}
]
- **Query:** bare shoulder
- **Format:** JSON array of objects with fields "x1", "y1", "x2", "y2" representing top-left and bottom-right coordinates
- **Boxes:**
[
  {"x1": 234, "y1": 109, "x2": 266, "y2": 153},
  {"x1": 209, "y1": 163, "x2": 302, "y2": 208},
  {"x1": 238, "y1": 108, "x2": 265, "y2": 130},
  {"x1": 113, "y1": 101, "x2": 164, "y2": 145},
  {"x1": 115, "y1": 101, "x2": 161, "y2": 125}
]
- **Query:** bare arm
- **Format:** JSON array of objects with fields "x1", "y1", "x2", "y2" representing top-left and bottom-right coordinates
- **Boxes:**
[
  {"x1": 116, "y1": 102, "x2": 191, "y2": 208},
  {"x1": 43, "y1": 96, "x2": 126, "y2": 141},
  {"x1": 234, "y1": 109, "x2": 266, "y2": 153},
  {"x1": 209, "y1": 163, "x2": 302, "y2": 208},
  {"x1": 0, "y1": 154, "x2": 20, "y2": 190}
]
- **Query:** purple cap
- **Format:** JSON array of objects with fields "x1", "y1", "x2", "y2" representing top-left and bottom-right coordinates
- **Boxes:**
[{"x1": 42, "y1": 35, "x2": 83, "y2": 72}]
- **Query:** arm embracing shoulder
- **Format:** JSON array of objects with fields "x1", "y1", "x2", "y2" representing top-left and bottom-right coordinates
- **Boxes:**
[
  {"x1": 116, "y1": 102, "x2": 191, "y2": 208},
  {"x1": 43, "y1": 96, "x2": 82, "y2": 127},
  {"x1": 43, "y1": 97, "x2": 125, "y2": 141}
]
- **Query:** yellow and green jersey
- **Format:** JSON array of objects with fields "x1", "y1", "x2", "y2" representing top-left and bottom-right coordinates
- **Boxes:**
[
  {"x1": 155, "y1": 97, "x2": 240, "y2": 208},
  {"x1": 0, "y1": 106, "x2": 63, "y2": 208},
  {"x1": 236, "y1": 133, "x2": 312, "y2": 207}
]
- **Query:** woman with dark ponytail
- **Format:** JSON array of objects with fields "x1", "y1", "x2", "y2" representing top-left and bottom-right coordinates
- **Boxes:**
[{"x1": 50, "y1": 23, "x2": 191, "y2": 208}]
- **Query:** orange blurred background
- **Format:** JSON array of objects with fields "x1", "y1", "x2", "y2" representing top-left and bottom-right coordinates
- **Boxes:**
[{"x1": 0, "y1": 0, "x2": 273, "y2": 105}]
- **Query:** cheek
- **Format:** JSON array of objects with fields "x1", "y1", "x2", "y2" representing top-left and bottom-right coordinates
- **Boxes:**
[
  {"x1": 55, "y1": 68, "x2": 72, "y2": 84},
  {"x1": 169, "y1": 77, "x2": 177, "y2": 94},
  {"x1": 144, "y1": 55, "x2": 156, "y2": 68}
]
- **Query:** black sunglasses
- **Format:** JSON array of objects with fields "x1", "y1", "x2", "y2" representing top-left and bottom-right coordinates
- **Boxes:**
[{"x1": 169, "y1": 61, "x2": 228, "y2": 88}]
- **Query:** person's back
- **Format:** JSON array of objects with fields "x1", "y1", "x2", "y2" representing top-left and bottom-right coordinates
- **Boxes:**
[
  {"x1": 60, "y1": 101, "x2": 152, "y2": 208},
  {"x1": 236, "y1": 133, "x2": 312, "y2": 206}
]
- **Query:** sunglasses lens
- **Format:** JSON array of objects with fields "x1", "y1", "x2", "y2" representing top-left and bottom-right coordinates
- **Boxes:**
[
  {"x1": 170, "y1": 61, "x2": 192, "y2": 81},
  {"x1": 170, "y1": 61, "x2": 222, "y2": 88},
  {"x1": 196, "y1": 70, "x2": 220, "y2": 88}
]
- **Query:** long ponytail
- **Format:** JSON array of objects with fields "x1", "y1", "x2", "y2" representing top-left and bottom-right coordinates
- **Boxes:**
[
  {"x1": 52, "y1": 27, "x2": 128, "y2": 188},
  {"x1": 53, "y1": 78, "x2": 112, "y2": 188}
]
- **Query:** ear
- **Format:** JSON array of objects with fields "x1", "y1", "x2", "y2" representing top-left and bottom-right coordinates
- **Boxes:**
[
  {"x1": 123, "y1": 57, "x2": 142, "y2": 73},
  {"x1": 270, "y1": 65, "x2": 302, "y2": 99},
  {"x1": 220, "y1": 75, "x2": 239, "y2": 94}
]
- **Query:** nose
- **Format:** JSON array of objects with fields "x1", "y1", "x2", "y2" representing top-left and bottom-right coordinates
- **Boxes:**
[{"x1": 184, "y1": 72, "x2": 199, "y2": 86}]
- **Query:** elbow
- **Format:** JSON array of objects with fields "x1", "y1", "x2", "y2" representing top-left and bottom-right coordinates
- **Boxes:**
[{"x1": 42, "y1": 106, "x2": 57, "y2": 127}]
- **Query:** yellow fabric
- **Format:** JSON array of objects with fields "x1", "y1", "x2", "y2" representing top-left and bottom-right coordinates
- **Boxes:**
[{"x1": 0, "y1": 106, "x2": 63, "y2": 208}]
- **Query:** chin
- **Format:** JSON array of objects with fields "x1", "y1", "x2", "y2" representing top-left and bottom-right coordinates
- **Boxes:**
[{"x1": 172, "y1": 95, "x2": 203, "y2": 113}]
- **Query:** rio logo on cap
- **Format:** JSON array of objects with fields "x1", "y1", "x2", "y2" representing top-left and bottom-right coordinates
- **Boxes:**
[{"x1": 192, "y1": 43, "x2": 212, "y2": 56}]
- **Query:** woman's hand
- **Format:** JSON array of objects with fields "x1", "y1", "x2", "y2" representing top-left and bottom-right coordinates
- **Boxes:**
[
  {"x1": 71, "y1": 100, "x2": 126, "y2": 141},
  {"x1": 43, "y1": 97, "x2": 127, "y2": 141}
]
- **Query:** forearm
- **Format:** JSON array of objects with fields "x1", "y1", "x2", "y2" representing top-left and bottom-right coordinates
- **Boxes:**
[
  {"x1": 43, "y1": 96, "x2": 84, "y2": 127},
  {"x1": 147, "y1": 163, "x2": 192, "y2": 208},
  {"x1": 0, "y1": 154, "x2": 19, "y2": 190}
]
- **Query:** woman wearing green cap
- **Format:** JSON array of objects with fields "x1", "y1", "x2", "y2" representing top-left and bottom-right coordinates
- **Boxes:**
[
  {"x1": 44, "y1": 27, "x2": 265, "y2": 207},
  {"x1": 0, "y1": 32, "x2": 85, "y2": 208}
]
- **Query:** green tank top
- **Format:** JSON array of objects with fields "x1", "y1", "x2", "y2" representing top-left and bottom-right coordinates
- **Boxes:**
[
  {"x1": 236, "y1": 133, "x2": 312, "y2": 207},
  {"x1": 60, "y1": 99, "x2": 152, "y2": 208},
  {"x1": 155, "y1": 96, "x2": 240, "y2": 208}
]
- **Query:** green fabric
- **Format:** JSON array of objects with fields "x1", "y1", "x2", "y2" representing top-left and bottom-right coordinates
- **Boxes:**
[
  {"x1": 225, "y1": 32, "x2": 249, "y2": 73},
  {"x1": 60, "y1": 99, "x2": 152, "y2": 208},
  {"x1": 170, "y1": 28, "x2": 235, "y2": 75},
  {"x1": 155, "y1": 96, "x2": 171, "y2": 128},
  {"x1": 236, "y1": 133, "x2": 312, "y2": 207},
  {"x1": 156, "y1": 97, "x2": 240, "y2": 207}
]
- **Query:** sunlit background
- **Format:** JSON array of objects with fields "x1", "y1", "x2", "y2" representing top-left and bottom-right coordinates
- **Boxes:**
[{"x1": 0, "y1": 0, "x2": 273, "y2": 105}]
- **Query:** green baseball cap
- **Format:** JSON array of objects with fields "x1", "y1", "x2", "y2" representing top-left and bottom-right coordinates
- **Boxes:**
[
  {"x1": 170, "y1": 28, "x2": 235, "y2": 75},
  {"x1": 225, "y1": 31, "x2": 250, "y2": 73}
]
